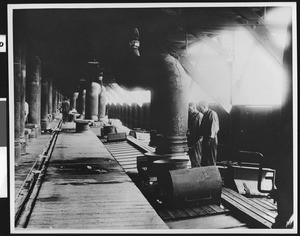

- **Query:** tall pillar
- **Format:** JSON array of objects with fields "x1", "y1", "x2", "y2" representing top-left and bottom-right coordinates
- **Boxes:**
[
  {"x1": 26, "y1": 53, "x2": 42, "y2": 137},
  {"x1": 127, "y1": 104, "x2": 133, "y2": 128},
  {"x1": 117, "y1": 103, "x2": 121, "y2": 119},
  {"x1": 150, "y1": 88, "x2": 165, "y2": 144},
  {"x1": 85, "y1": 82, "x2": 101, "y2": 121},
  {"x1": 132, "y1": 103, "x2": 138, "y2": 128},
  {"x1": 41, "y1": 75, "x2": 49, "y2": 131},
  {"x1": 59, "y1": 93, "x2": 63, "y2": 104},
  {"x1": 52, "y1": 87, "x2": 57, "y2": 119},
  {"x1": 143, "y1": 102, "x2": 150, "y2": 131},
  {"x1": 123, "y1": 104, "x2": 127, "y2": 126},
  {"x1": 137, "y1": 104, "x2": 143, "y2": 128},
  {"x1": 272, "y1": 22, "x2": 293, "y2": 228},
  {"x1": 98, "y1": 85, "x2": 107, "y2": 121},
  {"x1": 152, "y1": 54, "x2": 191, "y2": 155},
  {"x1": 48, "y1": 77, "x2": 53, "y2": 122},
  {"x1": 70, "y1": 92, "x2": 79, "y2": 112},
  {"x1": 19, "y1": 47, "x2": 27, "y2": 155},
  {"x1": 56, "y1": 91, "x2": 60, "y2": 115},
  {"x1": 77, "y1": 89, "x2": 86, "y2": 119},
  {"x1": 14, "y1": 43, "x2": 26, "y2": 159}
]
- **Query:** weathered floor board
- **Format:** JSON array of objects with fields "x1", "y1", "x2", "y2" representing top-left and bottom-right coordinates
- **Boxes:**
[
  {"x1": 101, "y1": 133, "x2": 246, "y2": 229},
  {"x1": 221, "y1": 187, "x2": 277, "y2": 228},
  {"x1": 104, "y1": 141, "x2": 144, "y2": 173},
  {"x1": 22, "y1": 123, "x2": 167, "y2": 230}
]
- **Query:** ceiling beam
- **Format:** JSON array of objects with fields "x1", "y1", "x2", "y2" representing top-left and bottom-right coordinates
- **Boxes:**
[
  {"x1": 233, "y1": 8, "x2": 284, "y2": 66},
  {"x1": 178, "y1": 56, "x2": 232, "y2": 114}
]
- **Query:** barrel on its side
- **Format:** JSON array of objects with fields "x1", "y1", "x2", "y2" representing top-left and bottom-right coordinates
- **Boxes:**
[{"x1": 158, "y1": 166, "x2": 222, "y2": 206}]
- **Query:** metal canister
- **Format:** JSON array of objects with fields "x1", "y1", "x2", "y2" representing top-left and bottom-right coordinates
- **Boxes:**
[
  {"x1": 158, "y1": 166, "x2": 222, "y2": 206},
  {"x1": 101, "y1": 125, "x2": 117, "y2": 136}
]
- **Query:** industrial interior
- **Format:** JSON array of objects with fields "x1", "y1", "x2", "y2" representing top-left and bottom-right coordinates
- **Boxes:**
[{"x1": 11, "y1": 5, "x2": 295, "y2": 231}]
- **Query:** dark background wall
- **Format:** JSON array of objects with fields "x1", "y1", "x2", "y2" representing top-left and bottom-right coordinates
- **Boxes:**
[{"x1": 211, "y1": 104, "x2": 281, "y2": 167}]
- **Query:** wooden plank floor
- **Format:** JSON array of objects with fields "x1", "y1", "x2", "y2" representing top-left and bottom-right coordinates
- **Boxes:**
[
  {"x1": 221, "y1": 187, "x2": 277, "y2": 228},
  {"x1": 24, "y1": 122, "x2": 167, "y2": 230},
  {"x1": 15, "y1": 120, "x2": 60, "y2": 199},
  {"x1": 101, "y1": 133, "x2": 246, "y2": 229},
  {"x1": 104, "y1": 141, "x2": 144, "y2": 173}
]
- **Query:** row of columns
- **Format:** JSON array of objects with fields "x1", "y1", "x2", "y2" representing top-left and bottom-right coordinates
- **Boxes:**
[
  {"x1": 107, "y1": 102, "x2": 151, "y2": 130},
  {"x1": 14, "y1": 45, "x2": 65, "y2": 160},
  {"x1": 72, "y1": 80, "x2": 107, "y2": 122},
  {"x1": 15, "y1": 52, "x2": 191, "y2": 162}
]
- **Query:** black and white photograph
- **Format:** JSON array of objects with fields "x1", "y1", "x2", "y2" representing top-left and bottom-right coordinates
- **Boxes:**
[{"x1": 0, "y1": 1, "x2": 298, "y2": 234}]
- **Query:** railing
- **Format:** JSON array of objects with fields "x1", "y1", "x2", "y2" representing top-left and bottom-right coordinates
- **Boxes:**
[{"x1": 15, "y1": 119, "x2": 63, "y2": 228}]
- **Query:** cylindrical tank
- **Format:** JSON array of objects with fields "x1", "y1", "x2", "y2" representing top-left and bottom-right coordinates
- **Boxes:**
[
  {"x1": 158, "y1": 166, "x2": 222, "y2": 206},
  {"x1": 101, "y1": 125, "x2": 117, "y2": 137}
]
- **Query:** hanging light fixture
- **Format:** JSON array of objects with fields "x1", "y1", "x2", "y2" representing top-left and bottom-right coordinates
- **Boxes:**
[
  {"x1": 128, "y1": 27, "x2": 140, "y2": 56},
  {"x1": 88, "y1": 59, "x2": 100, "y2": 65}
]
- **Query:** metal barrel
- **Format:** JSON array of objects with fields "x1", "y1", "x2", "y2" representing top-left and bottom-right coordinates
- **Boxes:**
[
  {"x1": 101, "y1": 125, "x2": 117, "y2": 136},
  {"x1": 75, "y1": 120, "x2": 91, "y2": 133},
  {"x1": 158, "y1": 166, "x2": 222, "y2": 206}
]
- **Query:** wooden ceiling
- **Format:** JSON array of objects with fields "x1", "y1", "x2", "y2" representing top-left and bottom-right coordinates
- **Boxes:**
[{"x1": 13, "y1": 6, "x2": 271, "y2": 95}]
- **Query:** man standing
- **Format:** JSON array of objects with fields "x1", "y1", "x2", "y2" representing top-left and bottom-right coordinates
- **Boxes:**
[
  {"x1": 198, "y1": 101, "x2": 219, "y2": 166},
  {"x1": 61, "y1": 98, "x2": 70, "y2": 123},
  {"x1": 187, "y1": 102, "x2": 203, "y2": 167}
]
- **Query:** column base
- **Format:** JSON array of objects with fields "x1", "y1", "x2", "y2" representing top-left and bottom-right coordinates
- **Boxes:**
[
  {"x1": 24, "y1": 128, "x2": 31, "y2": 145},
  {"x1": 144, "y1": 152, "x2": 189, "y2": 177},
  {"x1": 155, "y1": 135, "x2": 189, "y2": 155},
  {"x1": 15, "y1": 141, "x2": 21, "y2": 161},
  {"x1": 26, "y1": 123, "x2": 40, "y2": 138},
  {"x1": 91, "y1": 115, "x2": 98, "y2": 121},
  {"x1": 41, "y1": 119, "x2": 50, "y2": 131},
  {"x1": 20, "y1": 138, "x2": 27, "y2": 155}
]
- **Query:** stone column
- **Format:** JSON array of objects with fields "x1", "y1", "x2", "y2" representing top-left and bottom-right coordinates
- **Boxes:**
[
  {"x1": 143, "y1": 102, "x2": 150, "y2": 131},
  {"x1": 98, "y1": 85, "x2": 107, "y2": 122},
  {"x1": 48, "y1": 77, "x2": 53, "y2": 122},
  {"x1": 77, "y1": 89, "x2": 86, "y2": 119},
  {"x1": 26, "y1": 53, "x2": 41, "y2": 137},
  {"x1": 19, "y1": 47, "x2": 27, "y2": 155},
  {"x1": 273, "y1": 22, "x2": 293, "y2": 228},
  {"x1": 132, "y1": 103, "x2": 138, "y2": 128},
  {"x1": 52, "y1": 87, "x2": 57, "y2": 119},
  {"x1": 152, "y1": 54, "x2": 191, "y2": 155},
  {"x1": 123, "y1": 104, "x2": 127, "y2": 126},
  {"x1": 116, "y1": 103, "x2": 121, "y2": 119},
  {"x1": 137, "y1": 104, "x2": 143, "y2": 128},
  {"x1": 14, "y1": 43, "x2": 26, "y2": 159},
  {"x1": 150, "y1": 88, "x2": 165, "y2": 146},
  {"x1": 71, "y1": 92, "x2": 79, "y2": 112},
  {"x1": 85, "y1": 82, "x2": 101, "y2": 121},
  {"x1": 128, "y1": 104, "x2": 133, "y2": 128},
  {"x1": 41, "y1": 75, "x2": 49, "y2": 131}
]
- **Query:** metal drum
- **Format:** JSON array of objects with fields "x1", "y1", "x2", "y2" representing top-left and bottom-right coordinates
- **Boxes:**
[
  {"x1": 158, "y1": 166, "x2": 222, "y2": 206},
  {"x1": 101, "y1": 125, "x2": 117, "y2": 136},
  {"x1": 75, "y1": 120, "x2": 91, "y2": 133}
]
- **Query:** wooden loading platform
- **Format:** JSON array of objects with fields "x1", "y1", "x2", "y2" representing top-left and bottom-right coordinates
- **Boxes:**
[
  {"x1": 14, "y1": 122, "x2": 167, "y2": 230},
  {"x1": 97, "y1": 123, "x2": 278, "y2": 229},
  {"x1": 14, "y1": 121, "x2": 278, "y2": 231}
]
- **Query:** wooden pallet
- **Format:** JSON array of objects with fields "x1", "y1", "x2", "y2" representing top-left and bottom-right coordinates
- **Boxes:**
[
  {"x1": 156, "y1": 204, "x2": 227, "y2": 222},
  {"x1": 221, "y1": 187, "x2": 277, "y2": 228}
]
